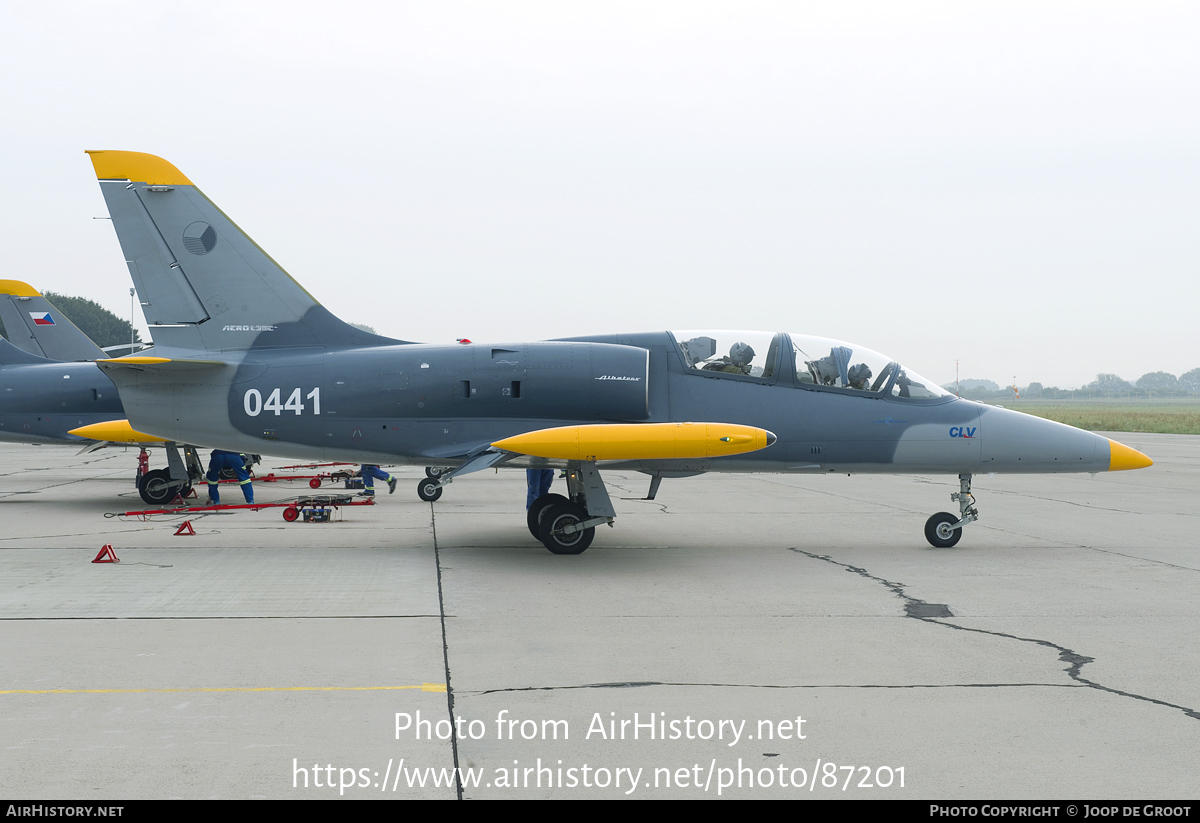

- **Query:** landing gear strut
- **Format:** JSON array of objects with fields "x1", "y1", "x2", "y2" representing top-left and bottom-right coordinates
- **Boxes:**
[
  {"x1": 535, "y1": 462, "x2": 615, "y2": 555},
  {"x1": 924, "y1": 473, "x2": 978, "y2": 548},
  {"x1": 136, "y1": 443, "x2": 205, "y2": 505}
]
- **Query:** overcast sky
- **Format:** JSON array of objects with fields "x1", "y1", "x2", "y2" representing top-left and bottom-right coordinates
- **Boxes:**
[{"x1": 1, "y1": 1, "x2": 1196, "y2": 388}]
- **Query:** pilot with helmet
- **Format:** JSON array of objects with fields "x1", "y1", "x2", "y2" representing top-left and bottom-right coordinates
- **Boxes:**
[{"x1": 703, "y1": 342, "x2": 756, "y2": 375}]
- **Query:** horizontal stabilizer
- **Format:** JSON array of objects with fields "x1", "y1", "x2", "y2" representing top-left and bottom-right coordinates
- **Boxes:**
[
  {"x1": 493, "y1": 422, "x2": 776, "y2": 462},
  {"x1": 0, "y1": 336, "x2": 55, "y2": 365},
  {"x1": 97, "y1": 356, "x2": 227, "y2": 371},
  {"x1": 68, "y1": 420, "x2": 168, "y2": 444}
]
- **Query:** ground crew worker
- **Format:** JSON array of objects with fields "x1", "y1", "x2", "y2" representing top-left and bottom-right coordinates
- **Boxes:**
[
  {"x1": 526, "y1": 468, "x2": 554, "y2": 509},
  {"x1": 206, "y1": 449, "x2": 254, "y2": 505},
  {"x1": 360, "y1": 464, "x2": 397, "y2": 497}
]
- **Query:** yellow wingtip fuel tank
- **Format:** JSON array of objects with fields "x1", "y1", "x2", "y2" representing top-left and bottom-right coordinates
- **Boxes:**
[
  {"x1": 493, "y1": 422, "x2": 776, "y2": 462},
  {"x1": 68, "y1": 420, "x2": 168, "y2": 444}
]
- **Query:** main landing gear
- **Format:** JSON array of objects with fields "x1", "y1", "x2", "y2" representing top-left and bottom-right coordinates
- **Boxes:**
[
  {"x1": 924, "y1": 473, "x2": 979, "y2": 548},
  {"x1": 528, "y1": 462, "x2": 615, "y2": 555},
  {"x1": 418, "y1": 456, "x2": 617, "y2": 554},
  {"x1": 136, "y1": 443, "x2": 207, "y2": 505}
]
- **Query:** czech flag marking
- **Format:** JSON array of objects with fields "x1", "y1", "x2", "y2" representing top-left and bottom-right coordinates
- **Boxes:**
[{"x1": 29, "y1": 312, "x2": 54, "y2": 325}]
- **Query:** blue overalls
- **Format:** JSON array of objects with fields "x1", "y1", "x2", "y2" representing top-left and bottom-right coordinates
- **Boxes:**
[
  {"x1": 361, "y1": 464, "x2": 394, "y2": 496},
  {"x1": 206, "y1": 450, "x2": 254, "y2": 504}
]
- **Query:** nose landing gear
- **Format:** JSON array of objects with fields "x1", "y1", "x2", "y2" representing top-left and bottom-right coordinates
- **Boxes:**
[{"x1": 924, "y1": 473, "x2": 978, "y2": 548}]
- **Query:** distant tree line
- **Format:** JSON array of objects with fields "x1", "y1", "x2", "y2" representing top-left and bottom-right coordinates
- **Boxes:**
[
  {"x1": 0, "y1": 291, "x2": 141, "y2": 350},
  {"x1": 948, "y1": 369, "x2": 1200, "y2": 400}
]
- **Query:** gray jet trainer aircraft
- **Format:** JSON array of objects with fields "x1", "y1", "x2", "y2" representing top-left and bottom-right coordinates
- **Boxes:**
[
  {"x1": 0, "y1": 280, "x2": 124, "y2": 445},
  {"x1": 0, "y1": 281, "x2": 107, "y2": 362},
  {"x1": 85, "y1": 150, "x2": 1152, "y2": 554},
  {"x1": 0, "y1": 279, "x2": 218, "y2": 503}
]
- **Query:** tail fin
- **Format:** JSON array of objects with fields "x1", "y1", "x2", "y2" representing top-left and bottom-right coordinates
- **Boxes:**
[
  {"x1": 86, "y1": 151, "x2": 405, "y2": 353},
  {"x1": 0, "y1": 281, "x2": 107, "y2": 361}
]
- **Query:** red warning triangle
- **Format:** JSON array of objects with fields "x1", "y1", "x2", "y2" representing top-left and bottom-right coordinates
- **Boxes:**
[
  {"x1": 174, "y1": 520, "x2": 196, "y2": 536},
  {"x1": 92, "y1": 544, "x2": 119, "y2": 563}
]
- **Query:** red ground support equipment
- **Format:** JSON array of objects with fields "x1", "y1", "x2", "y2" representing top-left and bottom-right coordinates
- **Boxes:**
[
  {"x1": 108, "y1": 495, "x2": 376, "y2": 526},
  {"x1": 92, "y1": 544, "x2": 119, "y2": 563},
  {"x1": 174, "y1": 520, "x2": 196, "y2": 536},
  {"x1": 238, "y1": 469, "x2": 356, "y2": 489}
]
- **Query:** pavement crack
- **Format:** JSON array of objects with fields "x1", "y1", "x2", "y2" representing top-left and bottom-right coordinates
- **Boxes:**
[
  {"x1": 430, "y1": 502, "x2": 464, "y2": 800},
  {"x1": 474, "y1": 681, "x2": 1083, "y2": 696},
  {"x1": 789, "y1": 548, "x2": 1200, "y2": 722}
]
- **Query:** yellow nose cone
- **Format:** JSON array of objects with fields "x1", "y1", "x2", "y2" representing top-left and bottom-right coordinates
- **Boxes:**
[{"x1": 1108, "y1": 439, "x2": 1153, "y2": 471}]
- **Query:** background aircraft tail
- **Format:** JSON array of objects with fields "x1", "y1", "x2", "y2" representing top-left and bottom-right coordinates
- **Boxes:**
[
  {"x1": 0, "y1": 281, "x2": 107, "y2": 361},
  {"x1": 86, "y1": 151, "x2": 404, "y2": 354},
  {"x1": 0, "y1": 335, "x2": 55, "y2": 366}
]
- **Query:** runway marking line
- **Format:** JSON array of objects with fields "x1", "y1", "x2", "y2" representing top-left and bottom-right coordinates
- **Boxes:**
[{"x1": 2, "y1": 683, "x2": 446, "y2": 694}]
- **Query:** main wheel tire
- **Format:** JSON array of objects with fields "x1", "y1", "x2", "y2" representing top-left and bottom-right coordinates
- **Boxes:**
[
  {"x1": 425, "y1": 466, "x2": 450, "y2": 479},
  {"x1": 218, "y1": 467, "x2": 237, "y2": 480},
  {"x1": 417, "y1": 478, "x2": 443, "y2": 502},
  {"x1": 526, "y1": 493, "x2": 569, "y2": 539},
  {"x1": 925, "y1": 512, "x2": 963, "y2": 548},
  {"x1": 138, "y1": 469, "x2": 177, "y2": 506},
  {"x1": 539, "y1": 501, "x2": 595, "y2": 555}
]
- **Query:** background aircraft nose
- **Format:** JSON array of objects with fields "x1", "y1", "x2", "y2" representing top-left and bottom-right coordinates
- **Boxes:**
[{"x1": 1108, "y1": 439, "x2": 1153, "y2": 471}]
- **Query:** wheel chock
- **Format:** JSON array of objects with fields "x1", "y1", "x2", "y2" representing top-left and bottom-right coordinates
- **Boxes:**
[
  {"x1": 92, "y1": 544, "x2": 119, "y2": 563},
  {"x1": 174, "y1": 520, "x2": 196, "y2": 536},
  {"x1": 183, "y1": 487, "x2": 198, "y2": 498}
]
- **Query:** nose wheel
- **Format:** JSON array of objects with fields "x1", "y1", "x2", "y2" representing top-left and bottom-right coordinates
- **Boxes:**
[
  {"x1": 924, "y1": 512, "x2": 962, "y2": 548},
  {"x1": 417, "y1": 477, "x2": 443, "y2": 502},
  {"x1": 924, "y1": 473, "x2": 977, "y2": 548}
]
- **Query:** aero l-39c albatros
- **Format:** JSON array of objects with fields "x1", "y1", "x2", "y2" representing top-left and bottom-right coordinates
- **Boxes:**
[
  {"x1": 0, "y1": 280, "x2": 124, "y2": 444},
  {"x1": 82, "y1": 150, "x2": 1152, "y2": 554},
  {"x1": 0, "y1": 280, "x2": 216, "y2": 502}
]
